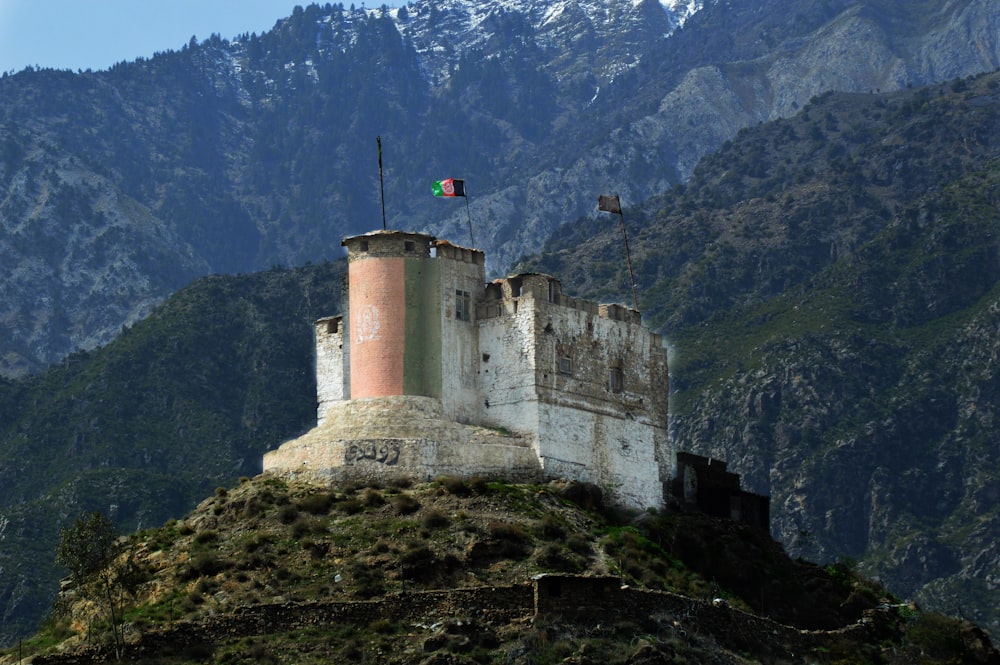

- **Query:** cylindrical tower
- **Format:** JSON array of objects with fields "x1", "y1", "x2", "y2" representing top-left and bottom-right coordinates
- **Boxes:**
[{"x1": 342, "y1": 230, "x2": 441, "y2": 399}]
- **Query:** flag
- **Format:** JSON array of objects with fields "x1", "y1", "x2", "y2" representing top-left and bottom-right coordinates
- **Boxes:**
[
  {"x1": 433, "y1": 178, "x2": 465, "y2": 197},
  {"x1": 598, "y1": 194, "x2": 622, "y2": 214}
]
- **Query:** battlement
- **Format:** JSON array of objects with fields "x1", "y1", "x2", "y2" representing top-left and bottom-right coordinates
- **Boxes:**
[
  {"x1": 478, "y1": 273, "x2": 642, "y2": 326},
  {"x1": 341, "y1": 229, "x2": 435, "y2": 259}
]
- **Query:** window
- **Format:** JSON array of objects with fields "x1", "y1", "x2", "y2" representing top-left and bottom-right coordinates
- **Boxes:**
[
  {"x1": 455, "y1": 290, "x2": 471, "y2": 321},
  {"x1": 558, "y1": 355, "x2": 572, "y2": 375},
  {"x1": 359, "y1": 240, "x2": 369, "y2": 252},
  {"x1": 608, "y1": 367, "x2": 624, "y2": 393},
  {"x1": 404, "y1": 240, "x2": 415, "y2": 252}
]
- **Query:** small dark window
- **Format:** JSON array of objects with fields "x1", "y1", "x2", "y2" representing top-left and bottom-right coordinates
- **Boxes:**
[
  {"x1": 558, "y1": 355, "x2": 572, "y2": 375},
  {"x1": 404, "y1": 240, "x2": 415, "y2": 252},
  {"x1": 456, "y1": 290, "x2": 471, "y2": 321},
  {"x1": 359, "y1": 240, "x2": 369, "y2": 252},
  {"x1": 326, "y1": 319, "x2": 339, "y2": 334},
  {"x1": 608, "y1": 367, "x2": 624, "y2": 393}
]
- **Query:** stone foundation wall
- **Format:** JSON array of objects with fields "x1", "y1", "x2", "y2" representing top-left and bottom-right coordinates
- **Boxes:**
[{"x1": 33, "y1": 581, "x2": 905, "y2": 664}]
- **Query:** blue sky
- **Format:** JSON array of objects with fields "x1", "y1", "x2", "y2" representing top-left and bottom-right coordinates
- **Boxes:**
[{"x1": 0, "y1": 1, "x2": 401, "y2": 75}]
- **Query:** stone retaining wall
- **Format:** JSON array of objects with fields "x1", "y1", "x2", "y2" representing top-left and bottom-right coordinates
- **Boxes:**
[{"x1": 32, "y1": 580, "x2": 904, "y2": 664}]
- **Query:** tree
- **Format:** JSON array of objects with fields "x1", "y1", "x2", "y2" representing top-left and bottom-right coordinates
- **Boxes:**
[{"x1": 56, "y1": 512, "x2": 143, "y2": 658}]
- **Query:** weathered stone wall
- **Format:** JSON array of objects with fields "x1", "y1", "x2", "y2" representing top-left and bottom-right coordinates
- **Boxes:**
[
  {"x1": 475, "y1": 273, "x2": 670, "y2": 508},
  {"x1": 33, "y1": 580, "x2": 906, "y2": 664},
  {"x1": 263, "y1": 396, "x2": 542, "y2": 485},
  {"x1": 436, "y1": 242, "x2": 486, "y2": 425},
  {"x1": 477, "y1": 297, "x2": 541, "y2": 443},
  {"x1": 315, "y1": 316, "x2": 344, "y2": 425}
]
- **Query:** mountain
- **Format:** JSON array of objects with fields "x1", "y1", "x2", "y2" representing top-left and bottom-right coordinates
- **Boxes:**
[
  {"x1": 0, "y1": 262, "x2": 343, "y2": 644},
  {"x1": 2, "y1": 0, "x2": 1000, "y2": 375},
  {"x1": 11, "y1": 475, "x2": 1000, "y2": 664},
  {"x1": 4, "y1": 0, "x2": 1000, "y2": 648},
  {"x1": 521, "y1": 69, "x2": 1000, "y2": 640}
]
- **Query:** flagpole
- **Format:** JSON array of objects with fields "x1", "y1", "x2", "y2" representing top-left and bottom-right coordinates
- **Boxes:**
[
  {"x1": 377, "y1": 135, "x2": 386, "y2": 230},
  {"x1": 618, "y1": 206, "x2": 639, "y2": 311},
  {"x1": 598, "y1": 194, "x2": 638, "y2": 311},
  {"x1": 464, "y1": 188, "x2": 475, "y2": 248}
]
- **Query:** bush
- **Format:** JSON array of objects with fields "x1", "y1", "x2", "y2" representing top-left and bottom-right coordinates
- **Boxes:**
[
  {"x1": 369, "y1": 618, "x2": 395, "y2": 634},
  {"x1": 277, "y1": 504, "x2": 299, "y2": 524},
  {"x1": 468, "y1": 476, "x2": 490, "y2": 494},
  {"x1": 537, "y1": 514, "x2": 565, "y2": 540},
  {"x1": 193, "y1": 529, "x2": 218, "y2": 546},
  {"x1": 361, "y1": 488, "x2": 385, "y2": 507},
  {"x1": 392, "y1": 493, "x2": 421, "y2": 515},
  {"x1": 422, "y1": 509, "x2": 449, "y2": 529},
  {"x1": 389, "y1": 476, "x2": 413, "y2": 489},
  {"x1": 298, "y1": 492, "x2": 336, "y2": 515},
  {"x1": 489, "y1": 521, "x2": 526, "y2": 542},
  {"x1": 291, "y1": 516, "x2": 323, "y2": 539},
  {"x1": 435, "y1": 476, "x2": 472, "y2": 496},
  {"x1": 339, "y1": 498, "x2": 363, "y2": 515},
  {"x1": 181, "y1": 553, "x2": 227, "y2": 581}
]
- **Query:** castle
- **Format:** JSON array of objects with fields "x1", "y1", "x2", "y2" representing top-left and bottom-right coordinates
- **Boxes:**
[{"x1": 263, "y1": 229, "x2": 671, "y2": 509}]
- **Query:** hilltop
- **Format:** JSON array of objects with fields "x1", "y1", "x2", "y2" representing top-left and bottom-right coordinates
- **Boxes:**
[{"x1": 5, "y1": 475, "x2": 997, "y2": 664}]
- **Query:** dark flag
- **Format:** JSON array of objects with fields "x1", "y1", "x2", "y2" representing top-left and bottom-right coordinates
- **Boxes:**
[{"x1": 598, "y1": 194, "x2": 622, "y2": 214}]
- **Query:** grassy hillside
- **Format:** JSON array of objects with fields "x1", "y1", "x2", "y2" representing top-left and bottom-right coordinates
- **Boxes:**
[{"x1": 6, "y1": 475, "x2": 995, "y2": 664}]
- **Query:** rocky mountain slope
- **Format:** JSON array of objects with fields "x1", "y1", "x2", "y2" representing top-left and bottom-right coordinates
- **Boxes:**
[
  {"x1": 0, "y1": 263, "x2": 344, "y2": 643},
  {"x1": 6, "y1": 475, "x2": 998, "y2": 664},
  {"x1": 521, "y1": 69, "x2": 1000, "y2": 640},
  {"x1": 2, "y1": 0, "x2": 999, "y2": 374}
]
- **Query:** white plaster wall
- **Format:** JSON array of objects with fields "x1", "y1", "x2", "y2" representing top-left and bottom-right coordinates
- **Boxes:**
[
  {"x1": 476, "y1": 300, "x2": 541, "y2": 445},
  {"x1": 438, "y1": 255, "x2": 484, "y2": 424},
  {"x1": 315, "y1": 318, "x2": 345, "y2": 426}
]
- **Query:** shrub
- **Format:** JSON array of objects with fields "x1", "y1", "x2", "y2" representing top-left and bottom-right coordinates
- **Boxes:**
[
  {"x1": 538, "y1": 514, "x2": 566, "y2": 540},
  {"x1": 566, "y1": 533, "x2": 591, "y2": 556},
  {"x1": 361, "y1": 488, "x2": 385, "y2": 507},
  {"x1": 388, "y1": 476, "x2": 413, "y2": 489},
  {"x1": 291, "y1": 516, "x2": 322, "y2": 539},
  {"x1": 193, "y1": 529, "x2": 218, "y2": 546},
  {"x1": 535, "y1": 544, "x2": 584, "y2": 573},
  {"x1": 489, "y1": 521, "x2": 526, "y2": 542},
  {"x1": 277, "y1": 504, "x2": 299, "y2": 524},
  {"x1": 422, "y1": 509, "x2": 449, "y2": 529},
  {"x1": 391, "y1": 493, "x2": 421, "y2": 515},
  {"x1": 298, "y1": 492, "x2": 335, "y2": 515},
  {"x1": 242, "y1": 497, "x2": 266, "y2": 519},
  {"x1": 369, "y1": 618, "x2": 395, "y2": 634},
  {"x1": 339, "y1": 498, "x2": 363, "y2": 515},
  {"x1": 243, "y1": 533, "x2": 273, "y2": 553},
  {"x1": 181, "y1": 553, "x2": 227, "y2": 581},
  {"x1": 559, "y1": 482, "x2": 604, "y2": 511},
  {"x1": 435, "y1": 476, "x2": 471, "y2": 496},
  {"x1": 468, "y1": 476, "x2": 490, "y2": 494},
  {"x1": 906, "y1": 612, "x2": 964, "y2": 656}
]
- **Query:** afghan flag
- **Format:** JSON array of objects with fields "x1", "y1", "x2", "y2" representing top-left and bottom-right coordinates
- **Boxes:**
[{"x1": 432, "y1": 178, "x2": 465, "y2": 197}]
